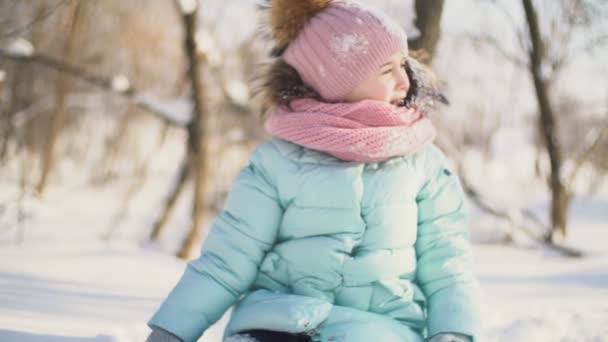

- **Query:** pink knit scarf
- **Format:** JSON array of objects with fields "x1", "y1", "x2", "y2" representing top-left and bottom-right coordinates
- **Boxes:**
[{"x1": 265, "y1": 98, "x2": 436, "y2": 163}]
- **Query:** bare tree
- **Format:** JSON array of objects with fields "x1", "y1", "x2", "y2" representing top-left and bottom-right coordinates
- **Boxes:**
[
  {"x1": 521, "y1": 0, "x2": 567, "y2": 241},
  {"x1": 407, "y1": 0, "x2": 602, "y2": 255},
  {"x1": 519, "y1": 0, "x2": 608, "y2": 242},
  {"x1": 36, "y1": 0, "x2": 83, "y2": 195},
  {"x1": 0, "y1": 49, "x2": 188, "y2": 126},
  {"x1": 459, "y1": 0, "x2": 607, "y2": 245},
  {"x1": 174, "y1": 0, "x2": 211, "y2": 260}
]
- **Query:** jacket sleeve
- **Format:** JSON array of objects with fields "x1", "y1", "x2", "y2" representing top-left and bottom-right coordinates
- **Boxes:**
[
  {"x1": 414, "y1": 146, "x2": 481, "y2": 341},
  {"x1": 148, "y1": 148, "x2": 283, "y2": 342}
]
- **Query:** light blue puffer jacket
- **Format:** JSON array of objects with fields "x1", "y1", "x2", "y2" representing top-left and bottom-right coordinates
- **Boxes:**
[{"x1": 148, "y1": 138, "x2": 481, "y2": 342}]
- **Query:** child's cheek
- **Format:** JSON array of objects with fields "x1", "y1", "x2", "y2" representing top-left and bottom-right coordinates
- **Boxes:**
[
  {"x1": 362, "y1": 81, "x2": 387, "y2": 102},
  {"x1": 376, "y1": 83, "x2": 393, "y2": 102}
]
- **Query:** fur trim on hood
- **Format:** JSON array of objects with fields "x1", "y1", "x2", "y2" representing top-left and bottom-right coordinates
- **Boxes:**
[{"x1": 256, "y1": 52, "x2": 448, "y2": 113}]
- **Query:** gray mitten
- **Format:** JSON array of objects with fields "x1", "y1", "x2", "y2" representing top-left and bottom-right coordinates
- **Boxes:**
[
  {"x1": 145, "y1": 327, "x2": 183, "y2": 342},
  {"x1": 427, "y1": 333, "x2": 472, "y2": 342}
]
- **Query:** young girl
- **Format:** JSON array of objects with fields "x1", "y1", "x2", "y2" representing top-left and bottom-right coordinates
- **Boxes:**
[{"x1": 146, "y1": 1, "x2": 481, "y2": 341}]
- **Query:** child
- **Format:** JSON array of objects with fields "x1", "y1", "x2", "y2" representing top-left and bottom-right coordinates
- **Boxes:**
[{"x1": 146, "y1": 1, "x2": 481, "y2": 341}]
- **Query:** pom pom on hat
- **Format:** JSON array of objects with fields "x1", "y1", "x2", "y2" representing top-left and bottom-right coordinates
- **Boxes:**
[{"x1": 270, "y1": 0, "x2": 333, "y2": 51}]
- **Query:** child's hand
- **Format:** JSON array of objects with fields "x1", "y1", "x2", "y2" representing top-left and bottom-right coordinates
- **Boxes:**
[
  {"x1": 145, "y1": 328, "x2": 183, "y2": 342},
  {"x1": 427, "y1": 333, "x2": 472, "y2": 342}
]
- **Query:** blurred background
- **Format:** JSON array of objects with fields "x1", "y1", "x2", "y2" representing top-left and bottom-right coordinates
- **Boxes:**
[{"x1": 0, "y1": 0, "x2": 607, "y2": 341}]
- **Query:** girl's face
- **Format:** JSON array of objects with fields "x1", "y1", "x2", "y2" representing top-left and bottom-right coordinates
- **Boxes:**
[{"x1": 342, "y1": 51, "x2": 410, "y2": 105}]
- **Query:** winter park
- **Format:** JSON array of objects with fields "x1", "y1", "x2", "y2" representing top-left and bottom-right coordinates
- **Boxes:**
[{"x1": 0, "y1": 0, "x2": 607, "y2": 341}]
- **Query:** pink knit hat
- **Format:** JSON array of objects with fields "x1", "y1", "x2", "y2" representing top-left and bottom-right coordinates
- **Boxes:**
[{"x1": 282, "y1": 1, "x2": 408, "y2": 102}]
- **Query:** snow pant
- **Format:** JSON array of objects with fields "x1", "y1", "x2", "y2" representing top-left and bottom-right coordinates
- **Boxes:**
[{"x1": 224, "y1": 329, "x2": 313, "y2": 342}]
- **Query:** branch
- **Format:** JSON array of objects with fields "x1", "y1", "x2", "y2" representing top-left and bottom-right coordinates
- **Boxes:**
[
  {"x1": 567, "y1": 119, "x2": 608, "y2": 190},
  {"x1": 459, "y1": 33, "x2": 528, "y2": 69},
  {"x1": 438, "y1": 127, "x2": 583, "y2": 258},
  {"x1": 0, "y1": 49, "x2": 187, "y2": 128},
  {"x1": 572, "y1": 32, "x2": 608, "y2": 54},
  {"x1": 548, "y1": 33, "x2": 608, "y2": 85},
  {"x1": 462, "y1": 178, "x2": 539, "y2": 239},
  {"x1": 493, "y1": 0, "x2": 520, "y2": 30},
  {"x1": 462, "y1": 174, "x2": 584, "y2": 258},
  {"x1": 0, "y1": 0, "x2": 71, "y2": 39}
]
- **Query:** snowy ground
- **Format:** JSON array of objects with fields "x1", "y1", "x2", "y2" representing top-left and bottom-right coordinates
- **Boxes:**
[{"x1": 0, "y1": 178, "x2": 607, "y2": 342}]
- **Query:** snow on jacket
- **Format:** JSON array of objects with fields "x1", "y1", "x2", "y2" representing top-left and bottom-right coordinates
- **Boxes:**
[{"x1": 148, "y1": 138, "x2": 481, "y2": 342}]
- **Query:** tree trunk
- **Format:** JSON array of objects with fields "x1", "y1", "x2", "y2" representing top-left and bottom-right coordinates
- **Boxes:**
[
  {"x1": 0, "y1": 68, "x2": 9, "y2": 161},
  {"x1": 176, "y1": 1, "x2": 210, "y2": 260},
  {"x1": 36, "y1": 0, "x2": 83, "y2": 195},
  {"x1": 1, "y1": 70, "x2": 13, "y2": 163},
  {"x1": 409, "y1": 0, "x2": 444, "y2": 65},
  {"x1": 522, "y1": 0, "x2": 569, "y2": 241},
  {"x1": 149, "y1": 157, "x2": 191, "y2": 241}
]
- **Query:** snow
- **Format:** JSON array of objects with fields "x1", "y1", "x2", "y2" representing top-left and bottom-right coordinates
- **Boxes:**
[
  {"x1": 133, "y1": 94, "x2": 193, "y2": 126},
  {"x1": 7, "y1": 38, "x2": 34, "y2": 57},
  {"x1": 177, "y1": 0, "x2": 198, "y2": 15},
  {"x1": 206, "y1": 49, "x2": 223, "y2": 68},
  {"x1": 342, "y1": 1, "x2": 408, "y2": 44},
  {"x1": 332, "y1": 34, "x2": 370, "y2": 58},
  {"x1": 476, "y1": 242, "x2": 608, "y2": 342},
  {"x1": 318, "y1": 65, "x2": 327, "y2": 78},
  {"x1": 194, "y1": 30, "x2": 216, "y2": 55},
  {"x1": 111, "y1": 75, "x2": 131, "y2": 93},
  {"x1": 225, "y1": 80, "x2": 250, "y2": 107}
]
